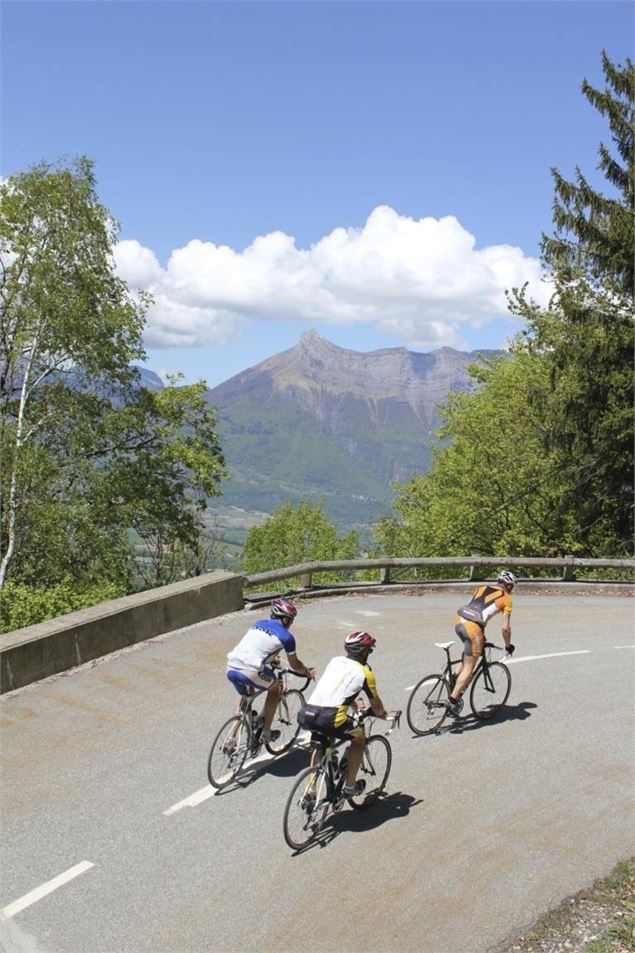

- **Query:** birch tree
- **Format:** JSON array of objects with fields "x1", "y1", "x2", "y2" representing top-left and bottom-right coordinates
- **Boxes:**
[{"x1": 0, "y1": 157, "x2": 147, "y2": 587}]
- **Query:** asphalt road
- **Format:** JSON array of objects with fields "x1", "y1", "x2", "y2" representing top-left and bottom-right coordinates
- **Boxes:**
[{"x1": 1, "y1": 589, "x2": 633, "y2": 953}]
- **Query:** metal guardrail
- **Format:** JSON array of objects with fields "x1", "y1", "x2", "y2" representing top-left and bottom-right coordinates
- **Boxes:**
[{"x1": 244, "y1": 555, "x2": 635, "y2": 592}]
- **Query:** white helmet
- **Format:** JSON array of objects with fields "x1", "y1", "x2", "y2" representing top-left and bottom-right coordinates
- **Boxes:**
[{"x1": 497, "y1": 570, "x2": 517, "y2": 590}]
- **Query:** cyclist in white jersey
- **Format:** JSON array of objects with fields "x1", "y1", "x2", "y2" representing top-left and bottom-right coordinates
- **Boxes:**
[
  {"x1": 298, "y1": 631, "x2": 389, "y2": 797},
  {"x1": 226, "y1": 598, "x2": 315, "y2": 744}
]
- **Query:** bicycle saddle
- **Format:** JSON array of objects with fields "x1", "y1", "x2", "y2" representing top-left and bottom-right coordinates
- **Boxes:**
[{"x1": 435, "y1": 641, "x2": 455, "y2": 649}]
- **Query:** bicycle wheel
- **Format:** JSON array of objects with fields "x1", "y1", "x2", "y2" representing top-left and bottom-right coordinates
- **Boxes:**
[
  {"x1": 207, "y1": 715, "x2": 252, "y2": 790},
  {"x1": 348, "y1": 735, "x2": 392, "y2": 809},
  {"x1": 283, "y1": 765, "x2": 330, "y2": 850},
  {"x1": 469, "y1": 661, "x2": 512, "y2": 719},
  {"x1": 406, "y1": 674, "x2": 450, "y2": 735},
  {"x1": 266, "y1": 689, "x2": 305, "y2": 754}
]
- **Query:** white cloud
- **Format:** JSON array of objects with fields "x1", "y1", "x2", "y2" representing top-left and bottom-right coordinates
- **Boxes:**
[{"x1": 114, "y1": 206, "x2": 551, "y2": 349}]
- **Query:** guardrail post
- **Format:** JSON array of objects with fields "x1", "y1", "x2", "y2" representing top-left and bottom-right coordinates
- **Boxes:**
[
  {"x1": 379, "y1": 567, "x2": 390, "y2": 584},
  {"x1": 300, "y1": 571, "x2": 313, "y2": 588},
  {"x1": 469, "y1": 559, "x2": 482, "y2": 582},
  {"x1": 562, "y1": 555, "x2": 575, "y2": 582}
]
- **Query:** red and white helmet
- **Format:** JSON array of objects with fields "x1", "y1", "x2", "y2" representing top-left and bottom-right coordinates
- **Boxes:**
[
  {"x1": 270, "y1": 598, "x2": 298, "y2": 622},
  {"x1": 344, "y1": 631, "x2": 376, "y2": 658}
]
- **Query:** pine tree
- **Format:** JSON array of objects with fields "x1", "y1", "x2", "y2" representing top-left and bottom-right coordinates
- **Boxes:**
[
  {"x1": 514, "y1": 52, "x2": 634, "y2": 554},
  {"x1": 542, "y1": 51, "x2": 633, "y2": 297}
]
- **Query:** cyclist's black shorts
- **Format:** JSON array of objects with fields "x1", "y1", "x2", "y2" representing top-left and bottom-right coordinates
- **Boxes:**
[{"x1": 297, "y1": 703, "x2": 361, "y2": 739}]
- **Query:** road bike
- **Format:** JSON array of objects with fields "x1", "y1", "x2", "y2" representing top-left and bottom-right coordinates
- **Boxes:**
[
  {"x1": 406, "y1": 640, "x2": 511, "y2": 736},
  {"x1": 282, "y1": 710, "x2": 401, "y2": 851},
  {"x1": 207, "y1": 666, "x2": 311, "y2": 790}
]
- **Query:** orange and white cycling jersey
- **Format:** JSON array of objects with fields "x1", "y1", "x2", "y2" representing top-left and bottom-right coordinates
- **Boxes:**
[{"x1": 455, "y1": 584, "x2": 512, "y2": 629}]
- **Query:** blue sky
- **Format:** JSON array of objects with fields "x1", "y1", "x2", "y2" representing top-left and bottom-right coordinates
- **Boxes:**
[{"x1": 2, "y1": 1, "x2": 633, "y2": 387}]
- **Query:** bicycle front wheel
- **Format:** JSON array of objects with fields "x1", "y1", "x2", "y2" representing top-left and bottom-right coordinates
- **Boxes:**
[
  {"x1": 469, "y1": 661, "x2": 511, "y2": 719},
  {"x1": 207, "y1": 715, "x2": 251, "y2": 790},
  {"x1": 283, "y1": 765, "x2": 330, "y2": 851},
  {"x1": 406, "y1": 674, "x2": 450, "y2": 735},
  {"x1": 348, "y1": 734, "x2": 392, "y2": 809},
  {"x1": 266, "y1": 689, "x2": 305, "y2": 754}
]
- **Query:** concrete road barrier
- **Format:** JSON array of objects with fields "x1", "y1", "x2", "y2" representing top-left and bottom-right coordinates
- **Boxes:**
[{"x1": 0, "y1": 571, "x2": 243, "y2": 693}]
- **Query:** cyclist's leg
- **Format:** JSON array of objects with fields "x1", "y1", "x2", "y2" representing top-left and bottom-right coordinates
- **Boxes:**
[
  {"x1": 261, "y1": 677, "x2": 283, "y2": 735},
  {"x1": 226, "y1": 669, "x2": 268, "y2": 736},
  {"x1": 450, "y1": 623, "x2": 481, "y2": 701},
  {"x1": 344, "y1": 726, "x2": 365, "y2": 787}
]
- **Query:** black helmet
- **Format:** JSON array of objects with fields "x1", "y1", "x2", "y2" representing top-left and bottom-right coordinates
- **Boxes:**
[
  {"x1": 344, "y1": 631, "x2": 376, "y2": 658},
  {"x1": 270, "y1": 598, "x2": 298, "y2": 622}
]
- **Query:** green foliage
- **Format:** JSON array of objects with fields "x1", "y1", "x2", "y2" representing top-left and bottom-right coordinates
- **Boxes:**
[
  {"x1": 542, "y1": 51, "x2": 633, "y2": 297},
  {"x1": 0, "y1": 579, "x2": 125, "y2": 633},
  {"x1": 0, "y1": 158, "x2": 228, "y2": 598},
  {"x1": 373, "y1": 352, "x2": 581, "y2": 560},
  {"x1": 242, "y1": 499, "x2": 359, "y2": 583},
  {"x1": 376, "y1": 52, "x2": 634, "y2": 561},
  {"x1": 510, "y1": 52, "x2": 634, "y2": 554}
]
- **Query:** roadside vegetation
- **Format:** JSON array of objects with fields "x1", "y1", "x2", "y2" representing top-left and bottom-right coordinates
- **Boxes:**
[
  {"x1": 0, "y1": 159, "x2": 227, "y2": 630},
  {"x1": 497, "y1": 857, "x2": 634, "y2": 953}
]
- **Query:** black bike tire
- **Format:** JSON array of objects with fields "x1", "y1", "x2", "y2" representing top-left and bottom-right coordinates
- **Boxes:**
[
  {"x1": 207, "y1": 715, "x2": 252, "y2": 790},
  {"x1": 282, "y1": 764, "x2": 330, "y2": 851},
  {"x1": 469, "y1": 661, "x2": 512, "y2": 719},
  {"x1": 265, "y1": 689, "x2": 305, "y2": 755},
  {"x1": 406, "y1": 674, "x2": 450, "y2": 735},
  {"x1": 347, "y1": 734, "x2": 392, "y2": 810}
]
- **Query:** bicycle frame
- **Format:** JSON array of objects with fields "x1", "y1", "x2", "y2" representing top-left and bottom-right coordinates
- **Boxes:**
[{"x1": 438, "y1": 640, "x2": 499, "y2": 691}]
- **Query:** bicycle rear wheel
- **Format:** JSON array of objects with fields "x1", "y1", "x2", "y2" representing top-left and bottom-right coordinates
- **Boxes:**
[
  {"x1": 207, "y1": 715, "x2": 251, "y2": 790},
  {"x1": 283, "y1": 765, "x2": 330, "y2": 850},
  {"x1": 348, "y1": 734, "x2": 392, "y2": 809},
  {"x1": 406, "y1": 674, "x2": 450, "y2": 735},
  {"x1": 469, "y1": 661, "x2": 511, "y2": 719},
  {"x1": 266, "y1": 689, "x2": 305, "y2": 754}
]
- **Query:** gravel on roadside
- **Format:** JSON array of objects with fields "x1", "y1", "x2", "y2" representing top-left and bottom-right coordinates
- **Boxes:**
[{"x1": 492, "y1": 858, "x2": 635, "y2": 953}]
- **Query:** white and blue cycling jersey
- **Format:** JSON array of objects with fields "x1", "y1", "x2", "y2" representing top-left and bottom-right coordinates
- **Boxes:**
[{"x1": 226, "y1": 619, "x2": 297, "y2": 674}]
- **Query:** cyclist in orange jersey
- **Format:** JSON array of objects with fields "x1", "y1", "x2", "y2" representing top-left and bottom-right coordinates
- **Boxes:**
[{"x1": 446, "y1": 570, "x2": 517, "y2": 716}]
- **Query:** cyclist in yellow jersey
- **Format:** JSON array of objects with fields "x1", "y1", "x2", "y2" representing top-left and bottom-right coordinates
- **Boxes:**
[
  {"x1": 297, "y1": 631, "x2": 390, "y2": 797},
  {"x1": 446, "y1": 570, "x2": 517, "y2": 716}
]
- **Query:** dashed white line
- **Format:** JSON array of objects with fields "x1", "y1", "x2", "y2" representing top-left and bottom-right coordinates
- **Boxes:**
[
  {"x1": 614, "y1": 645, "x2": 635, "y2": 649},
  {"x1": 0, "y1": 861, "x2": 94, "y2": 921},
  {"x1": 164, "y1": 742, "x2": 312, "y2": 816},
  {"x1": 403, "y1": 649, "x2": 593, "y2": 688},
  {"x1": 504, "y1": 650, "x2": 590, "y2": 665},
  {"x1": 163, "y1": 787, "x2": 216, "y2": 814}
]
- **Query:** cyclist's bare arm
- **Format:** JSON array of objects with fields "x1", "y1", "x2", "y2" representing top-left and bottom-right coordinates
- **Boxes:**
[
  {"x1": 286, "y1": 652, "x2": 315, "y2": 679},
  {"x1": 370, "y1": 696, "x2": 389, "y2": 719},
  {"x1": 501, "y1": 616, "x2": 512, "y2": 647}
]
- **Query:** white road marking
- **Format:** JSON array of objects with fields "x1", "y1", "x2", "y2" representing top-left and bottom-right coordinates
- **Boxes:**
[
  {"x1": 405, "y1": 649, "x2": 594, "y2": 687},
  {"x1": 614, "y1": 645, "x2": 635, "y2": 649},
  {"x1": 504, "y1": 650, "x2": 590, "y2": 665},
  {"x1": 0, "y1": 862, "x2": 94, "y2": 921},
  {"x1": 164, "y1": 741, "x2": 311, "y2": 816},
  {"x1": 163, "y1": 787, "x2": 216, "y2": 814},
  {"x1": 357, "y1": 611, "x2": 380, "y2": 616}
]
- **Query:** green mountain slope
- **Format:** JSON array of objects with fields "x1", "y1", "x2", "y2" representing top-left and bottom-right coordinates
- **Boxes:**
[{"x1": 203, "y1": 331, "x2": 500, "y2": 537}]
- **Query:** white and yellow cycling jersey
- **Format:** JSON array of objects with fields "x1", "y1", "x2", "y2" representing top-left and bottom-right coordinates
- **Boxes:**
[{"x1": 306, "y1": 655, "x2": 378, "y2": 727}]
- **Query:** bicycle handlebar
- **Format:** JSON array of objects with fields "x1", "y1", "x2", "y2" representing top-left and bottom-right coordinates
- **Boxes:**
[
  {"x1": 273, "y1": 665, "x2": 314, "y2": 693},
  {"x1": 356, "y1": 708, "x2": 402, "y2": 734}
]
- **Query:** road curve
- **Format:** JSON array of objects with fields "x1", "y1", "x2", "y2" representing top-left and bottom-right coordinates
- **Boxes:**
[{"x1": 1, "y1": 589, "x2": 633, "y2": 953}]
